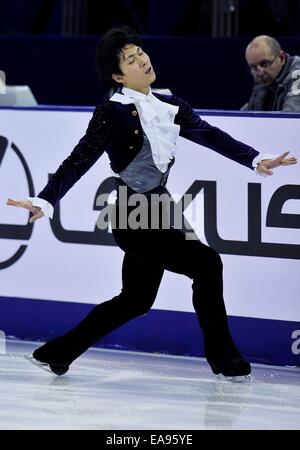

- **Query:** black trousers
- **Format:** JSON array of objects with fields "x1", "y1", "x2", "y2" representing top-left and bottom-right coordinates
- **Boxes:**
[{"x1": 34, "y1": 187, "x2": 235, "y2": 365}]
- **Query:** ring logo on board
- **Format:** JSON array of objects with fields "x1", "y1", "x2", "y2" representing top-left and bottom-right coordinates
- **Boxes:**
[{"x1": 0, "y1": 135, "x2": 35, "y2": 270}]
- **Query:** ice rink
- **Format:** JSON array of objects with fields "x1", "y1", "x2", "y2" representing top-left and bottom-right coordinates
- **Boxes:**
[{"x1": 0, "y1": 339, "x2": 299, "y2": 430}]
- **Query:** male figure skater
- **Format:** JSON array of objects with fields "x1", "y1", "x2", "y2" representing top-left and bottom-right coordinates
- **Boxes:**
[{"x1": 7, "y1": 26, "x2": 297, "y2": 380}]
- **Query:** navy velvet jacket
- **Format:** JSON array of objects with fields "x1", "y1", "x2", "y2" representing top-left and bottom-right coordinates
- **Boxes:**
[{"x1": 37, "y1": 94, "x2": 259, "y2": 207}]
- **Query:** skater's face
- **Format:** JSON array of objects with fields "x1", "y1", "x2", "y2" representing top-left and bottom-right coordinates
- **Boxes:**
[{"x1": 112, "y1": 44, "x2": 156, "y2": 94}]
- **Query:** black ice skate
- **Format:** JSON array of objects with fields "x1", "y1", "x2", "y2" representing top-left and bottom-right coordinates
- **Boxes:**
[
  {"x1": 207, "y1": 348, "x2": 252, "y2": 382},
  {"x1": 24, "y1": 355, "x2": 69, "y2": 376}
]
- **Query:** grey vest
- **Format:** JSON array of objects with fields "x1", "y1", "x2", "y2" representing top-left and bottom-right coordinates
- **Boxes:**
[{"x1": 118, "y1": 133, "x2": 174, "y2": 193}]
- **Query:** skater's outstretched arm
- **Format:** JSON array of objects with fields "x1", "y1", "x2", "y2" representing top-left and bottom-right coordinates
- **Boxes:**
[{"x1": 6, "y1": 103, "x2": 116, "y2": 220}]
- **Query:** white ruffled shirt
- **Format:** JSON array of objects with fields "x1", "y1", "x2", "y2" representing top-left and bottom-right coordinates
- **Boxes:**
[
  {"x1": 110, "y1": 87, "x2": 180, "y2": 172},
  {"x1": 29, "y1": 88, "x2": 278, "y2": 218}
]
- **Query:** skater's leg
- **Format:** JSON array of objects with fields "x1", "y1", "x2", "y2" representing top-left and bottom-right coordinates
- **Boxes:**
[
  {"x1": 114, "y1": 226, "x2": 251, "y2": 377},
  {"x1": 32, "y1": 252, "x2": 164, "y2": 367}
]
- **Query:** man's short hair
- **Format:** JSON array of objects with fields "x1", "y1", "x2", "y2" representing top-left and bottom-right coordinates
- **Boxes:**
[
  {"x1": 263, "y1": 36, "x2": 282, "y2": 56},
  {"x1": 247, "y1": 35, "x2": 282, "y2": 57},
  {"x1": 95, "y1": 26, "x2": 141, "y2": 87}
]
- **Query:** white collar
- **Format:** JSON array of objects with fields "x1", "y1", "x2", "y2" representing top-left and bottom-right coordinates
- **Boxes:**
[
  {"x1": 109, "y1": 87, "x2": 177, "y2": 123},
  {"x1": 122, "y1": 87, "x2": 153, "y2": 101}
]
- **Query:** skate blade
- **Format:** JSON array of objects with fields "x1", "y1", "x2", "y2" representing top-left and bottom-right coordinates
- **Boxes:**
[
  {"x1": 24, "y1": 354, "x2": 53, "y2": 374},
  {"x1": 216, "y1": 374, "x2": 252, "y2": 383}
]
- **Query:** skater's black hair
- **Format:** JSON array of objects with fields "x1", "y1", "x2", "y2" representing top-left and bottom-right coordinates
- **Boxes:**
[{"x1": 95, "y1": 25, "x2": 141, "y2": 88}]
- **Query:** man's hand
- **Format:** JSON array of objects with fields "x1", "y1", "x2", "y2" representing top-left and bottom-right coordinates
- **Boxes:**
[
  {"x1": 6, "y1": 199, "x2": 44, "y2": 223},
  {"x1": 257, "y1": 151, "x2": 297, "y2": 176}
]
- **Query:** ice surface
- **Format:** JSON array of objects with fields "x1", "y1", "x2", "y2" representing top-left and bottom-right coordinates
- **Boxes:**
[{"x1": 0, "y1": 340, "x2": 299, "y2": 430}]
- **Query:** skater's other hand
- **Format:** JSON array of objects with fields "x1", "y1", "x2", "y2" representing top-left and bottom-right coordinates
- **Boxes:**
[
  {"x1": 256, "y1": 151, "x2": 297, "y2": 176},
  {"x1": 6, "y1": 199, "x2": 44, "y2": 223}
]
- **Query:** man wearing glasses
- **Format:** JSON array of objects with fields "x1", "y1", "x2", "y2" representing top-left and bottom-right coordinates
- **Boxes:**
[{"x1": 241, "y1": 35, "x2": 300, "y2": 111}]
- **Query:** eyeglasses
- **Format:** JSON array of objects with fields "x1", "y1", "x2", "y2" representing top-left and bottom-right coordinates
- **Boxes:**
[{"x1": 248, "y1": 55, "x2": 278, "y2": 73}]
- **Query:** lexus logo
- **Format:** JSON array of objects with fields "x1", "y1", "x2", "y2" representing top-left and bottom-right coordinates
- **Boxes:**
[{"x1": 0, "y1": 135, "x2": 35, "y2": 269}]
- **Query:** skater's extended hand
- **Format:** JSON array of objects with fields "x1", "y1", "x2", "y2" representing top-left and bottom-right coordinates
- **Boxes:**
[
  {"x1": 256, "y1": 151, "x2": 297, "y2": 176},
  {"x1": 6, "y1": 199, "x2": 44, "y2": 223}
]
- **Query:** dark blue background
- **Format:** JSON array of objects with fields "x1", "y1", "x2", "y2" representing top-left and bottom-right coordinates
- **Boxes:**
[{"x1": 1, "y1": 35, "x2": 300, "y2": 109}]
